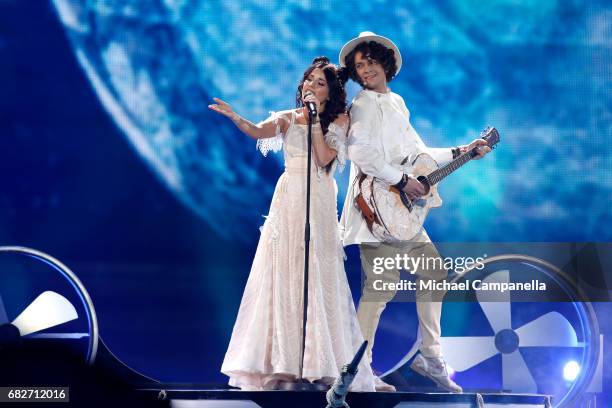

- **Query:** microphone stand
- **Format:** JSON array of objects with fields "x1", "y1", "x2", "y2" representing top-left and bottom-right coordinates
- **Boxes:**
[{"x1": 278, "y1": 107, "x2": 327, "y2": 392}]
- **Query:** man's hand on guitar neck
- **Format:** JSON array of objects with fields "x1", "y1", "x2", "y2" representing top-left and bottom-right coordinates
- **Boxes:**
[{"x1": 461, "y1": 138, "x2": 491, "y2": 160}]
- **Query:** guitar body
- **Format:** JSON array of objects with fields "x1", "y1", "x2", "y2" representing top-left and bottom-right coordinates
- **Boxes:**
[
  {"x1": 358, "y1": 152, "x2": 442, "y2": 242},
  {"x1": 354, "y1": 126, "x2": 500, "y2": 243}
]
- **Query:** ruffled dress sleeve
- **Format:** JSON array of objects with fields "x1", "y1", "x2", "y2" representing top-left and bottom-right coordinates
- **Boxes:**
[
  {"x1": 255, "y1": 111, "x2": 290, "y2": 157},
  {"x1": 324, "y1": 120, "x2": 348, "y2": 172}
]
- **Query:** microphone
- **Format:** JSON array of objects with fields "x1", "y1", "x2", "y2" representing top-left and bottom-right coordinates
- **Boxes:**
[
  {"x1": 303, "y1": 91, "x2": 318, "y2": 118},
  {"x1": 325, "y1": 341, "x2": 368, "y2": 408}
]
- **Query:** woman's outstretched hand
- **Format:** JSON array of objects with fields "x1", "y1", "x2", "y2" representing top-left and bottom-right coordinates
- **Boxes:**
[
  {"x1": 208, "y1": 97, "x2": 237, "y2": 120},
  {"x1": 207, "y1": 97, "x2": 265, "y2": 139}
]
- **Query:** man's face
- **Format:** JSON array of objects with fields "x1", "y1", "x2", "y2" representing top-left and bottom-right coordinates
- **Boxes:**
[{"x1": 354, "y1": 51, "x2": 387, "y2": 92}]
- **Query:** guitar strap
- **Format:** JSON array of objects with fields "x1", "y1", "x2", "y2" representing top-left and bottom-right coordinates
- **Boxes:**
[{"x1": 355, "y1": 174, "x2": 378, "y2": 229}]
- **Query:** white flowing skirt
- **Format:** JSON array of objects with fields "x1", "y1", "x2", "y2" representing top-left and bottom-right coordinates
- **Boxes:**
[{"x1": 221, "y1": 168, "x2": 376, "y2": 392}]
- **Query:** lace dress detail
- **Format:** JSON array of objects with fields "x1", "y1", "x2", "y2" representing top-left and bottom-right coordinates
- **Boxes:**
[
  {"x1": 255, "y1": 111, "x2": 288, "y2": 156},
  {"x1": 324, "y1": 121, "x2": 348, "y2": 173},
  {"x1": 221, "y1": 111, "x2": 375, "y2": 392}
]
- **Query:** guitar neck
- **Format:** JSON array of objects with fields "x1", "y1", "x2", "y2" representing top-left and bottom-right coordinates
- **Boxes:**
[{"x1": 427, "y1": 148, "x2": 479, "y2": 185}]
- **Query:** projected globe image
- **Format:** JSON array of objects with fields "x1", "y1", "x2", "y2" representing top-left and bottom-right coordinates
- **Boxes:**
[{"x1": 51, "y1": 0, "x2": 612, "y2": 242}]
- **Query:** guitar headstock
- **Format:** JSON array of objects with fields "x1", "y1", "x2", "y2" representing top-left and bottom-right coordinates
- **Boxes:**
[{"x1": 480, "y1": 126, "x2": 500, "y2": 149}]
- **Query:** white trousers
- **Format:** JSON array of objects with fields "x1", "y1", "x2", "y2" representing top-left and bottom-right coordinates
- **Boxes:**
[{"x1": 356, "y1": 229, "x2": 447, "y2": 362}]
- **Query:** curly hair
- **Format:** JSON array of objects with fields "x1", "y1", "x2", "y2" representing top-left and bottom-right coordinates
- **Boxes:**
[
  {"x1": 295, "y1": 56, "x2": 348, "y2": 136},
  {"x1": 344, "y1": 41, "x2": 398, "y2": 87}
]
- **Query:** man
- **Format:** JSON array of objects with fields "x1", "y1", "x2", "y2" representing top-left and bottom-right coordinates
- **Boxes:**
[{"x1": 338, "y1": 32, "x2": 490, "y2": 393}]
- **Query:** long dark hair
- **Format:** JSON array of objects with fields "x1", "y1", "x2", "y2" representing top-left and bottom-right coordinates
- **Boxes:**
[{"x1": 295, "y1": 56, "x2": 349, "y2": 135}]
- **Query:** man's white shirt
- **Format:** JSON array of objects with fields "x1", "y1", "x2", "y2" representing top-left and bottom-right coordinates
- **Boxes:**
[{"x1": 340, "y1": 89, "x2": 454, "y2": 246}]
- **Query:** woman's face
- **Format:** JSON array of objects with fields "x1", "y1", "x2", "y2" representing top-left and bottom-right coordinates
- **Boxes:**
[{"x1": 301, "y1": 67, "x2": 329, "y2": 107}]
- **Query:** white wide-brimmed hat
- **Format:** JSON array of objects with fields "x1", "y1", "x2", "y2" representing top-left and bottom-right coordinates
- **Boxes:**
[{"x1": 338, "y1": 31, "x2": 402, "y2": 76}]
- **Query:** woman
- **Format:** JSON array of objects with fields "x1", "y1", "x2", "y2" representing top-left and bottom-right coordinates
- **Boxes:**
[{"x1": 209, "y1": 57, "x2": 376, "y2": 391}]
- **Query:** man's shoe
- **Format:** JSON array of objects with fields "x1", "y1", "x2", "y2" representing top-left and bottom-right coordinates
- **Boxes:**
[
  {"x1": 373, "y1": 376, "x2": 396, "y2": 392},
  {"x1": 410, "y1": 353, "x2": 462, "y2": 393}
]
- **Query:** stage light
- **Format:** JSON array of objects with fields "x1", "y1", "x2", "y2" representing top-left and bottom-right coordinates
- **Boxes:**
[
  {"x1": 12, "y1": 291, "x2": 78, "y2": 336},
  {"x1": 563, "y1": 361, "x2": 580, "y2": 382},
  {"x1": 429, "y1": 254, "x2": 600, "y2": 407},
  {"x1": 0, "y1": 246, "x2": 99, "y2": 364}
]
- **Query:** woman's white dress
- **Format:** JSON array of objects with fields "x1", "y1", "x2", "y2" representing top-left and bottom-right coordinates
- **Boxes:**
[{"x1": 220, "y1": 110, "x2": 376, "y2": 392}]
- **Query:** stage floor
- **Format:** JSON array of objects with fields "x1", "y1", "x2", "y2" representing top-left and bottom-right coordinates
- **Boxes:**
[{"x1": 137, "y1": 387, "x2": 552, "y2": 408}]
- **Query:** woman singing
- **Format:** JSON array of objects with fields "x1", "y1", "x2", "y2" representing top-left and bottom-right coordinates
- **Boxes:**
[{"x1": 209, "y1": 57, "x2": 377, "y2": 391}]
